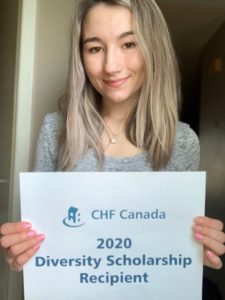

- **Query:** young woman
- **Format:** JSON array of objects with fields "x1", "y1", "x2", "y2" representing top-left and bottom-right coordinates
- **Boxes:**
[{"x1": 1, "y1": 0, "x2": 225, "y2": 274}]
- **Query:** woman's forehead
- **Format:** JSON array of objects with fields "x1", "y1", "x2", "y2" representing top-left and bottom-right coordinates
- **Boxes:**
[{"x1": 82, "y1": 4, "x2": 133, "y2": 40}]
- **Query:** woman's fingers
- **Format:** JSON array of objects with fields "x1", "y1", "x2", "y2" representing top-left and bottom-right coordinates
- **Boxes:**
[
  {"x1": 194, "y1": 232, "x2": 225, "y2": 256},
  {"x1": 193, "y1": 225, "x2": 225, "y2": 245},
  {"x1": 203, "y1": 250, "x2": 223, "y2": 270},
  {"x1": 193, "y1": 216, "x2": 225, "y2": 269},
  {"x1": 194, "y1": 216, "x2": 224, "y2": 231},
  {"x1": 0, "y1": 221, "x2": 46, "y2": 271},
  {"x1": 6, "y1": 234, "x2": 45, "y2": 259},
  {"x1": 0, "y1": 222, "x2": 32, "y2": 235},
  {"x1": 0, "y1": 230, "x2": 37, "y2": 249},
  {"x1": 9, "y1": 244, "x2": 42, "y2": 272},
  {"x1": 193, "y1": 217, "x2": 225, "y2": 256}
]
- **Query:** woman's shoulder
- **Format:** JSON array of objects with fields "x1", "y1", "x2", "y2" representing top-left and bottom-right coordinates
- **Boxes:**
[
  {"x1": 169, "y1": 121, "x2": 200, "y2": 171},
  {"x1": 176, "y1": 121, "x2": 199, "y2": 147},
  {"x1": 42, "y1": 112, "x2": 61, "y2": 128},
  {"x1": 41, "y1": 112, "x2": 61, "y2": 138}
]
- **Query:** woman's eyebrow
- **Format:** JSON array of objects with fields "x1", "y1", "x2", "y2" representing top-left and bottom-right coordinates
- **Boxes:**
[
  {"x1": 119, "y1": 30, "x2": 134, "y2": 39},
  {"x1": 83, "y1": 30, "x2": 134, "y2": 45},
  {"x1": 83, "y1": 37, "x2": 101, "y2": 44}
]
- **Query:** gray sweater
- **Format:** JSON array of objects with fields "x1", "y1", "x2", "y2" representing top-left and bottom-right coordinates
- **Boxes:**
[{"x1": 33, "y1": 112, "x2": 200, "y2": 172}]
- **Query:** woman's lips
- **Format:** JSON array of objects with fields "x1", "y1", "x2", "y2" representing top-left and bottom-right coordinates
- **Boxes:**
[{"x1": 103, "y1": 76, "x2": 129, "y2": 88}]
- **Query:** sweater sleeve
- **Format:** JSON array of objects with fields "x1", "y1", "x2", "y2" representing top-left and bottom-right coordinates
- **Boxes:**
[{"x1": 33, "y1": 113, "x2": 59, "y2": 172}]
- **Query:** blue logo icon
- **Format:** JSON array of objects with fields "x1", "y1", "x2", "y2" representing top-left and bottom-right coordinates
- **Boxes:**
[{"x1": 63, "y1": 206, "x2": 85, "y2": 227}]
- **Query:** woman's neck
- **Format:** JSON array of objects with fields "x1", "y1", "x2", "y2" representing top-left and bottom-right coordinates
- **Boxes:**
[
  {"x1": 100, "y1": 98, "x2": 142, "y2": 158},
  {"x1": 101, "y1": 97, "x2": 137, "y2": 123}
]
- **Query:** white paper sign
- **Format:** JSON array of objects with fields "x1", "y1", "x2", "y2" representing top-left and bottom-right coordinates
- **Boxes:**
[{"x1": 20, "y1": 172, "x2": 205, "y2": 300}]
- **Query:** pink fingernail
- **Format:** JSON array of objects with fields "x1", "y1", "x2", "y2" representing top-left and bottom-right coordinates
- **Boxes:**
[
  {"x1": 36, "y1": 234, "x2": 45, "y2": 241},
  {"x1": 22, "y1": 222, "x2": 32, "y2": 229},
  {"x1": 27, "y1": 230, "x2": 37, "y2": 238},
  {"x1": 195, "y1": 233, "x2": 204, "y2": 240},
  {"x1": 33, "y1": 244, "x2": 41, "y2": 251},
  {"x1": 206, "y1": 251, "x2": 214, "y2": 258}
]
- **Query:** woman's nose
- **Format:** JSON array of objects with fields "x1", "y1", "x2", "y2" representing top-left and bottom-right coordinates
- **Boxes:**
[{"x1": 104, "y1": 48, "x2": 123, "y2": 74}]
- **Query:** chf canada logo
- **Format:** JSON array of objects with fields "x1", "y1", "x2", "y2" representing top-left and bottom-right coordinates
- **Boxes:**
[{"x1": 63, "y1": 206, "x2": 85, "y2": 228}]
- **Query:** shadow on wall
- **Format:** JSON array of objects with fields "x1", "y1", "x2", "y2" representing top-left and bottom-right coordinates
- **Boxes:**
[{"x1": 199, "y1": 19, "x2": 225, "y2": 299}]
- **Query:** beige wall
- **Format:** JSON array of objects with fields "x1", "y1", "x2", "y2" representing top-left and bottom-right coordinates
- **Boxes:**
[
  {"x1": 200, "y1": 21, "x2": 225, "y2": 298},
  {"x1": 30, "y1": 0, "x2": 75, "y2": 169}
]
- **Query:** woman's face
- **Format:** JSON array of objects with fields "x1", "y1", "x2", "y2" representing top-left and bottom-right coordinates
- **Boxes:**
[{"x1": 82, "y1": 4, "x2": 145, "y2": 106}]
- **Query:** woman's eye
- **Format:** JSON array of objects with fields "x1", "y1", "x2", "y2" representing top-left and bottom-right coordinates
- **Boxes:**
[
  {"x1": 89, "y1": 47, "x2": 103, "y2": 54},
  {"x1": 123, "y1": 42, "x2": 136, "y2": 49}
]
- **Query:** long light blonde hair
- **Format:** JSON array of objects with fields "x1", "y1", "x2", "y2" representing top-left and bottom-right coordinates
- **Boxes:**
[{"x1": 58, "y1": 0, "x2": 181, "y2": 170}]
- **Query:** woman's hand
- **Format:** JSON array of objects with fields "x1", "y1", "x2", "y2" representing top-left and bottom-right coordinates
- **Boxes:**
[
  {"x1": 0, "y1": 222, "x2": 45, "y2": 272},
  {"x1": 193, "y1": 216, "x2": 225, "y2": 269}
]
